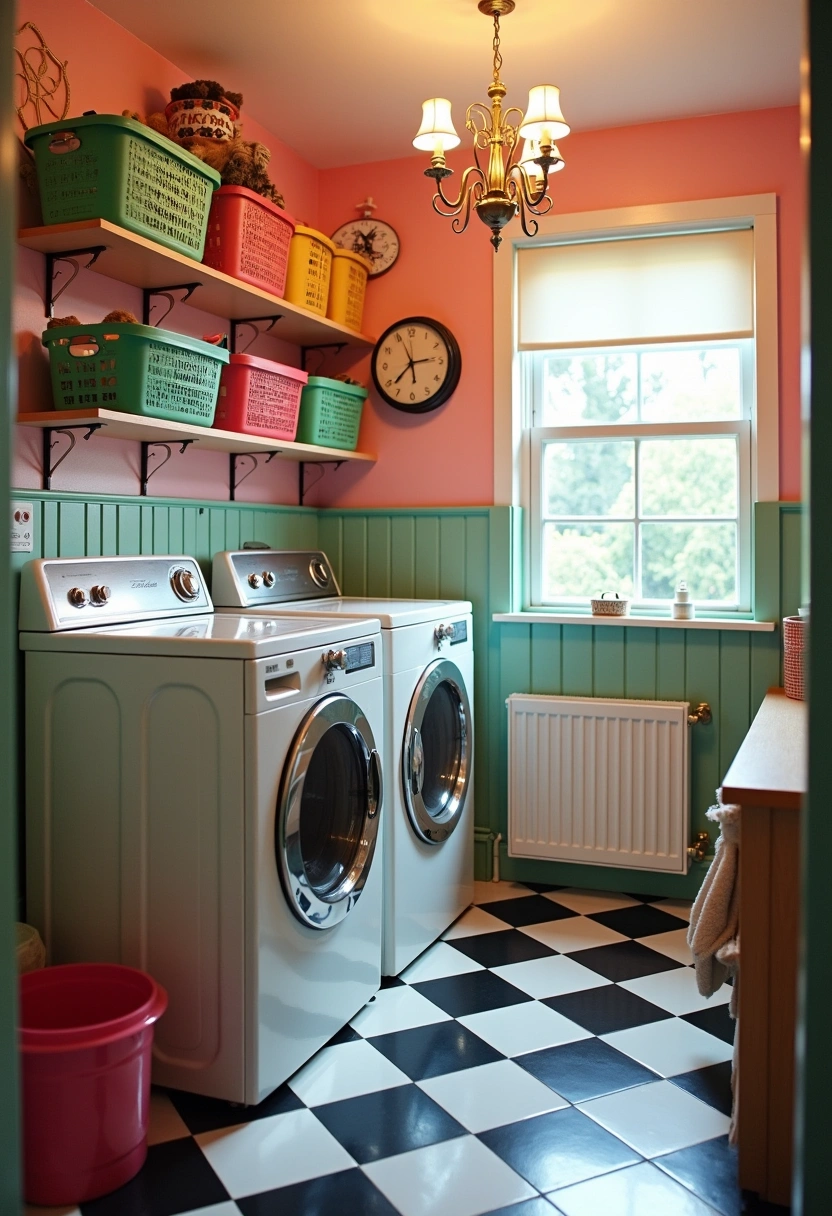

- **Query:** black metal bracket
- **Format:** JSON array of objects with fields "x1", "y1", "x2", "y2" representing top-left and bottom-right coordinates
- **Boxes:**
[
  {"x1": 140, "y1": 440, "x2": 194, "y2": 496},
  {"x1": 42, "y1": 424, "x2": 102, "y2": 490},
  {"x1": 300, "y1": 342, "x2": 348, "y2": 373},
  {"x1": 44, "y1": 247, "x2": 107, "y2": 318},
  {"x1": 298, "y1": 460, "x2": 345, "y2": 506},
  {"x1": 230, "y1": 315, "x2": 284, "y2": 355},
  {"x1": 229, "y1": 451, "x2": 279, "y2": 501},
  {"x1": 142, "y1": 283, "x2": 203, "y2": 327}
]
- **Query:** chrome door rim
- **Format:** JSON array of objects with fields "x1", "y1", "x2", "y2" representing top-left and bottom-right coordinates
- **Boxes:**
[
  {"x1": 277, "y1": 693, "x2": 382, "y2": 929},
  {"x1": 402, "y1": 659, "x2": 472, "y2": 845}
]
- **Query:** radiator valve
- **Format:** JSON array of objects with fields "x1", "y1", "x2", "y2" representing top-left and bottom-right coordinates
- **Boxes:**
[{"x1": 687, "y1": 831, "x2": 711, "y2": 863}]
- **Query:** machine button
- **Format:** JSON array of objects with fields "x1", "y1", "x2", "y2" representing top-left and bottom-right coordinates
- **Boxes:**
[
  {"x1": 248, "y1": 573, "x2": 263, "y2": 589},
  {"x1": 309, "y1": 557, "x2": 330, "y2": 588},
  {"x1": 89, "y1": 584, "x2": 111, "y2": 606},
  {"x1": 263, "y1": 570, "x2": 276, "y2": 588},
  {"x1": 171, "y1": 568, "x2": 200, "y2": 601},
  {"x1": 67, "y1": 587, "x2": 87, "y2": 609},
  {"x1": 434, "y1": 622, "x2": 455, "y2": 648},
  {"x1": 323, "y1": 649, "x2": 348, "y2": 672}
]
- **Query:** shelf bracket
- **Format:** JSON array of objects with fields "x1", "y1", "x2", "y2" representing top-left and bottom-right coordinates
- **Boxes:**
[
  {"x1": 298, "y1": 459, "x2": 345, "y2": 506},
  {"x1": 230, "y1": 315, "x2": 284, "y2": 355},
  {"x1": 140, "y1": 439, "x2": 194, "y2": 496},
  {"x1": 142, "y1": 283, "x2": 203, "y2": 327},
  {"x1": 300, "y1": 342, "x2": 348, "y2": 373},
  {"x1": 229, "y1": 451, "x2": 279, "y2": 501},
  {"x1": 44, "y1": 247, "x2": 107, "y2": 318},
  {"x1": 42, "y1": 424, "x2": 102, "y2": 490}
]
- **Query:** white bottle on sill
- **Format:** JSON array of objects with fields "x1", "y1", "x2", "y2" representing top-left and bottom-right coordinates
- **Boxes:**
[{"x1": 672, "y1": 581, "x2": 695, "y2": 620}]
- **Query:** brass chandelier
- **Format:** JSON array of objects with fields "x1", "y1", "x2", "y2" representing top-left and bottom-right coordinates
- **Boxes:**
[{"x1": 413, "y1": 0, "x2": 569, "y2": 252}]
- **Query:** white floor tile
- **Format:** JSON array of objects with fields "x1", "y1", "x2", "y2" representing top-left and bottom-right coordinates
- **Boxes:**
[
  {"x1": 491, "y1": 955, "x2": 612, "y2": 1000},
  {"x1": 655, "y1": 898, "x2": 693, "y2": 922},
  {"x1": 288, "y1": 1038, "x2": 410, "y2": 1106},
  {"x1": 178, "y1": 1205, "x2": 243, "y2": 1216},
  {"x1": 520, "y1": 915, "x2": 628, "y2": 954},
  {"x1": 473, "y1": 880, "x2": 534, "y2": 903},
  {"x1": 544, "y1": 889, "x2": 640, "y2": 915},
  {"x1": 643, "y1": 927, "x2": 694, "y2": 966},
  {"x1": 196, "y1": 1108, "x2": 355, "y2": 1198},
  {"x1": 620, "y1": 967, "x2": 732, "y2": 1015},
  {"x1": 551, "y1": 1159, "x2": 720, "y2": 1216},
  {"x1": 578, "y1": 1079, "x2": 731, "y2": 1157},
  {"x1": 443, "y1": 906, "x2": 513, "y2": 939},
  {"x1": 363, "y1": 1134, "x2": 537, "y2": 1216},
  {"x1": 418, "y1": 1059, "x2": 568, "y2": 1132},
  {"x1": 459, "y1": 998, "x2": 592, "y2": 1057},
  {"x1": 350, "y1": 983, "x2": 451, "y2": 1037},
  {"x1": 602, "y1": 1017, "x2": 734, "y2": 1077},
  {"x1": 401, "y1": 940, "x2": 485, "y2": 983},
  {"x1": 147, "y1": 1088, "x2": 190, "y2": 1145}
]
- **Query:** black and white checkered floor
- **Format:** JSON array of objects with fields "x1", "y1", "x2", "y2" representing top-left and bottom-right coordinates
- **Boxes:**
[{"x1": 29, "y1": 882, "x2": 787, "y2": 1216}]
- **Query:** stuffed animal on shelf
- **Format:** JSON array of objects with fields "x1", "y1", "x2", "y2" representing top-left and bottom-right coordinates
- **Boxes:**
[{"x1": 46, "y1": 309, "x2": 140, "y2": 328}]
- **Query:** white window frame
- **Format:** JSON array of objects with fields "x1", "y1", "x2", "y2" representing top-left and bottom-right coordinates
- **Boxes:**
[{"x1": 492, "y1": 195, "x2": 779, "y2": 613}]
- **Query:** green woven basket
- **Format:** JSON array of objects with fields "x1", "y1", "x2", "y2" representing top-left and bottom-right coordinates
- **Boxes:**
[
  {"x1": 25, "y1": 114, "x2": 220, "y2": 260},
  {"x1": 42, "y1": 323, "x2": 229, "y2": 427},
  {"x1": 296, "y1": 377, "x2": 367, "y2": 450}
]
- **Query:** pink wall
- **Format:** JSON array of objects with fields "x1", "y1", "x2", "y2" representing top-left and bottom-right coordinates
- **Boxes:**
[{"x1": 317, "y1": 105, "x2": 804, "y2": 507}]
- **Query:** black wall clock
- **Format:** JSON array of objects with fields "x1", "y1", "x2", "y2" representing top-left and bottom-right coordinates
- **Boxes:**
[{"x1": 371, "y1": 317, "x2": 462, "y2": 413}]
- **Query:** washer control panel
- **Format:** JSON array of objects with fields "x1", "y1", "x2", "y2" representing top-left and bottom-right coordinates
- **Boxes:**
[
  {"x1": 212, "y1": 550, "x2": 342, "y2": 607},
  {"x1": 322, "y1": 641, "x2": 375, "y2": 675}
]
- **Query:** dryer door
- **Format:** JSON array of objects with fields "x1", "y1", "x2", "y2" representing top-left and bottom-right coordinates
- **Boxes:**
[
  {"x1": 402, "y1": 659, "x2": 472, "y2": 845},
  {"x1": 277, "y1": 693, "x2": 382, "y2": 929}
]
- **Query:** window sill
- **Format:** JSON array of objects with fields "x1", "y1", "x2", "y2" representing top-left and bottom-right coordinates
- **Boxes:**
[{"x1": 492, "y1": 611, "x2": 776, "y2": 632}]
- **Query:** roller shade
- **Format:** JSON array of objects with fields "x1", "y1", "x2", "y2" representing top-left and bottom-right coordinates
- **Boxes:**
[{"x1": 517, "y1": 228, "x2": 754, "y2": 349}]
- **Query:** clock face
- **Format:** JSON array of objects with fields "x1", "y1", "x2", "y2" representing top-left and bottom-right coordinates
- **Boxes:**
[
  {"x1": 331, "y1": 218, "x2": 400, "y2": 277},
  {"x1": 371, "y1": 317, "x2": 462, "y2": 413}
]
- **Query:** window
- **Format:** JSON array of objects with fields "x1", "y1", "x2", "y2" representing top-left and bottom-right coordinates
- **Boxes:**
[{"x1": 492, "y1": 197, "x2": 779, "y2": 617}]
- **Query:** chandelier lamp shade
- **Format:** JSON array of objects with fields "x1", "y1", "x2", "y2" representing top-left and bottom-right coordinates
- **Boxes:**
[{"x1": 413, "y1": 0, "x2": 570, "y2": 251}]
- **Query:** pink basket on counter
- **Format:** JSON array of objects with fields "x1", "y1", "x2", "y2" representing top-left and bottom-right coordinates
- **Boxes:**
[
  {"x1": 214, "y1": 353, "x2": 308, "y2": 441},
  {"x1": 783, "y1": 615, "x2": 805, "y2": 700},
  {"x1": 202, "y1": 186, "x2": 296, "y2": 297}
]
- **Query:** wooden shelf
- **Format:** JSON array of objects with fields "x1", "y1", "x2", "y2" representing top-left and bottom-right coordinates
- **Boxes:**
[
  {"x1": 17, "y1": 409, "x2": 376, "y2": 464},
  {"x1": 19, "y1": 220, "x2": 377, "y2": 351}
]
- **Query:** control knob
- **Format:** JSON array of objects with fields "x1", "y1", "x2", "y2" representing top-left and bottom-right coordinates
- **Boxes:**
[
  {"x1": 67, "y1": 587, "x2": 87, "y2": 609},
  {"x1": 171, "y1": 568, "x2": 200, "y2": 601},
  {"x1": 309, "y1": 557, "x2": 330, "y2": 588},
  {"x1": 435, "y1": 623, "x2": 455, "y2": 648},
  {"x1": 248, "y1": 573, "x2": 263, "y2": 589},
  {"x1": 90, "y1": 584, "x2": 111, "y2": 607},
  {"x1": 263, "y1": 570, "x2": 276, "y2": 588},
  {"x1": 323, "y1": 649, "x2": 348, "y2": 672}
]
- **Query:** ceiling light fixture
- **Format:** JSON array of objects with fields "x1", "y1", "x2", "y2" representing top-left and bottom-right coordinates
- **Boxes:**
[{"x1": 413, "y1": 0, "x2": 569, "y2": 252}]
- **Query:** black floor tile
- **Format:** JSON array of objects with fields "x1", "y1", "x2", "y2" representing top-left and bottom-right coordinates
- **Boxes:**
[
  {"x1": 589, "y1": 904, "x2": 689, "y2": 938},
  {"x1": 669, "y1": 1060, "x2": 734, "y2": 1116},
  {"x1": 516, "y1": 1036, "x2": 660, "y2": 1103},
  {"x1": 482, "y1": 1201, "x2": 561, "y2": 1216},
  {"x1": 236, "y1": 1166, "x2": 400, "y2": 1215},
  {"x1": 622, "y1": 892, "x2": 667, "y2": 903},
  {"x1": 654, "y1": 1134, "x2": 741, "y2": 1216},
  {"x1": 369, "y1": 1018, "x2": 505, "y2": 1079},
  {"x1": 448, "y1": 929, "x2": 557, "y2": 968},
  {"x1": 79, "y1": 1136, "x2": 229, "y2": 1216},
  {"x1": 379, "y1": 973, "x2": 405, "y2": 988},
  {"x1": 312, "y1": 1082, "x2": 466, "y2": 1163},
  {"x1": 411, "y1": 970, "x2": 531, "y2": 1017},
  {"x1": 520, "y1": 882, "x2": 566, "y2": 893},
  {"x1": 478, "y1": 894, "x2": 580, "y2": 927},
  {"x1": 543, "y1": 983, "x2": 668, "y2": 1035},
  {"x1": 167, "y1": 1082, "x2": 304, "y2": 1135},
  {"x1": 480, "y1": 1106, "x2": 641, "y2": 1193},
  {"x1": 568, "y1": 940, "x2": 682, "y2": 982},
  {"x1": 683, "y1": 1003, "x2": 736, "y2": 1044},
  {"x1": 324, "y1": 1022, "x2": 363, "y2": 1048}
]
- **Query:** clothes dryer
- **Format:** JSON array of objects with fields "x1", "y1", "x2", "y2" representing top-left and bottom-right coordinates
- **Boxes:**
[
  {"x1": 20, "y1": 555, "x2": 384, "y2": 1103},
  {"x1": 212, "y1": 549, "x2": 474, "y2": 975}
]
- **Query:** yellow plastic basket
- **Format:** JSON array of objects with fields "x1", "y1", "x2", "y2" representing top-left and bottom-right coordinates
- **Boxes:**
[
  {"x1": 284, "y1": 225, "x2": 335, "y2": 316},
  {"x1": 327, "y1": 248, "x2": 371, "y2": 331}
]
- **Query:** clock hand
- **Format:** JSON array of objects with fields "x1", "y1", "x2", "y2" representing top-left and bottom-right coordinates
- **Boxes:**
[{"x1": 394, "y1": 360, "x2": 414, "y2": 384}]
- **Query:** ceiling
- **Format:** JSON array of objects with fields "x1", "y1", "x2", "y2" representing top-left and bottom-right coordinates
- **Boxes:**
[{"x1": 88, "y1": 0, "x2": 803, "y2": 169}]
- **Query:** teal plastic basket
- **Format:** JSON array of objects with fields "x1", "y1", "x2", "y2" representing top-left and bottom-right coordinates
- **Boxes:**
[
  {"x1": 25, "y1": 114, "x2": 221, "y2": 260},
  {"x1": 296, "y1": 377, "x2": 367, "y2": 450},
  {"x1": 42, "y1": 323, "x2": 229, "y2": 427}
]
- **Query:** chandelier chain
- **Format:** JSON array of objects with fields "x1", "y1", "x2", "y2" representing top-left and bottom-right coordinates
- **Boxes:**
[{"x1": 492, "y1": 13, "x2": 502, "y2": 82}]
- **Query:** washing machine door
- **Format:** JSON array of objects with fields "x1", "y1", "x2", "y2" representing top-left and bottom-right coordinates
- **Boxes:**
[
  {"x1": 402, "y1": 659, "x2": 472, "y2": 845},
  {"x1": 277, "y1": 693, "x2": 382, "y2": 930}
]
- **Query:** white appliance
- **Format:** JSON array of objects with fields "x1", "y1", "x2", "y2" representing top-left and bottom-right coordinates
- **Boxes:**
[
  {"x1": 212, "y1": 549, "x2": 475, "y2": 976},
  {"x1": 20, "y1": 555, "x2": 384, "y2": 1104}
]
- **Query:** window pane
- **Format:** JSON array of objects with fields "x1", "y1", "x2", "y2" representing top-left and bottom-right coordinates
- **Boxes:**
[
  {"x1": 544, "y1": 441, "x2": 635, "y2": 517},
  {"x1": 541, "y1": 354, "x2": 637, "y2": 426},
  {"x1": 641, "y1": 522, "x2": 737, "y2": 602},
  {"x1": 641, "y1": 348, "x2": 742, "y2": 422},
  {"x1": 543, "y1": 523, "x2": 634, "y2": 599},
  {"x1": 640, "y1": 437, "x2": 737, "y2": 517}
]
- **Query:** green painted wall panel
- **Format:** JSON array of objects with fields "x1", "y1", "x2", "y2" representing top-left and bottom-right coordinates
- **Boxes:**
[
  {"x1": 367, "y1": 516, "x2": 392, "y2": 595},
  {"x1": 391, "y1": 516, "x2": 416, "y2": 596},
  {"x1": 414, "y1": 516, "x2": 440, "y2": 599},
  {"x1": 656, "y1": 631, "x2": 686, "y2": 700},
  {"x1": 530, "y1": 624, "x2": 562, "y2": 695},
  {"x1": 562, "y1": 625, "x2": 593, "y2": 696},
  {"x1": 593, "y1": 627, "x2": 625, "y2": 698},
  {"x1": 624, "y1": 628, "x2": 658, "y2": 700}
]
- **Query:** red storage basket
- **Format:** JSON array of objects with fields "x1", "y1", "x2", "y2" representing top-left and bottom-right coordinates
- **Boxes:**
[
  {"x1": 203, "y1": 185, "x2": 296, "y2": 297},
  {"x1": 215, "y1": 353, "x2": 308, "y2": 440}
]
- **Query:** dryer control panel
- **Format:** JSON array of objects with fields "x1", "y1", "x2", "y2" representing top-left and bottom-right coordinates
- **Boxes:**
[{"x1": 212, "y1": 550, "x2": 342, "y2": 607}]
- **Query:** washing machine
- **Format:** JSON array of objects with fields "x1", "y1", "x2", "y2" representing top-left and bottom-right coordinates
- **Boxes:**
[
  {"x1": 20, "y1": 555, "x2": 384, "y2": 1104},
  {"x1": 212, "y1": 549, "x2": 474, "y2": 976}
]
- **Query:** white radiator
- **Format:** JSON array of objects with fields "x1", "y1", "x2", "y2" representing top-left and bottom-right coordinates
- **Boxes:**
[{"x1": 507, "y1": 694, "x2": 691, "y2": 874}]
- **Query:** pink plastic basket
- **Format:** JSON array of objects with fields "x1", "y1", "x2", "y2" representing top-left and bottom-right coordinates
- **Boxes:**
[
  {"x1": 214, "y1": 353, "x2": 308, "y2": 440},
  {"x1": 202, "y1": 186, "x2": 296, "y2": 297},
  {"x1": 783, "y1": 615, "x2": 805, "y2": 700}
]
